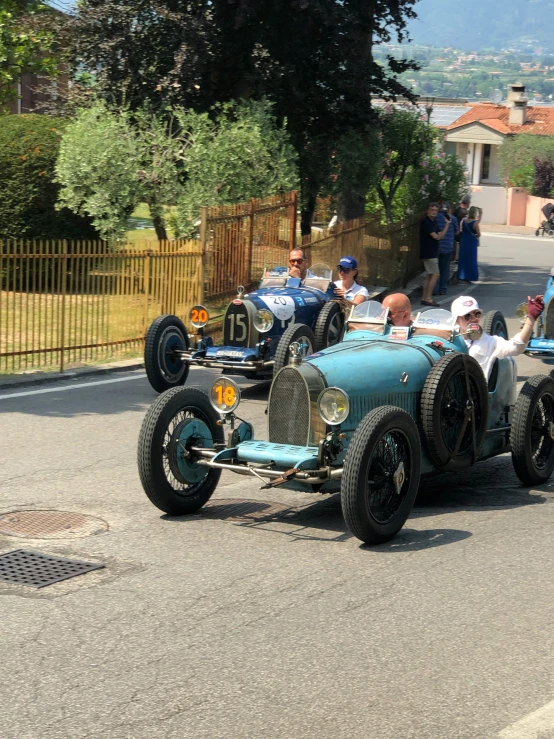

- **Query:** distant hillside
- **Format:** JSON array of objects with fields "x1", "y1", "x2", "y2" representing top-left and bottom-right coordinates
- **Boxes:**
[{"x1": 408, "y1": 0, "x2": 552, "y2": 51}]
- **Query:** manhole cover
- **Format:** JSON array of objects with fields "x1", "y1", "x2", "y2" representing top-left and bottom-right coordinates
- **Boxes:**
[
  {"x1": 0, "y1": 511, "x2": 108, "y2": 539},
  {"x1": 199, "y1": 499, "x2": 294, "y2": 521},
  {"x1": 0, "y1": 549, "x2": 104, "y2": 588}
]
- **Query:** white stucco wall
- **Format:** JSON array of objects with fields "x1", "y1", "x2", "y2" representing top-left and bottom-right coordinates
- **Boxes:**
[{"x1": 468, "y1": 185, "x2": 508, "y2": 224}]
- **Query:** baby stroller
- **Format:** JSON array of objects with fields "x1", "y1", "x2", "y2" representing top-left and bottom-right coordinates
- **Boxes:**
[{"x1": 536, "y1": 203, "x2": 554, "y2": 237}]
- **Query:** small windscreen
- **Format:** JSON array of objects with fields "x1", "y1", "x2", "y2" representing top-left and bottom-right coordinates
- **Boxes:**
[
  {"x1": 309, "y1": 263, "x2": 333, "y2": 281},
  {"x1": 347, "y1": 300, "x2": 388, "y2": 324},
  {"x1": 260, "y1": 266, "x2": 288, "y2": 288},
  {"x1": 412, "y1": 308, "x2": 456, "y2": 331},
  {"x1": 302, "y1": 263, "x2": 333, "y2": 293}
]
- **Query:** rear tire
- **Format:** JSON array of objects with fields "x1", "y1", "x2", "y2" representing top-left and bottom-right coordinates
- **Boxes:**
[
  {"x1": 273, "y1": 324, "x2": 316, "y2": 376},
  {"x1": 145, "y1": 315, "x2": 190, "y2": 393},
  {"x1": 137, "y1": 387, "x2": 224, "y2": 514},
  {"x1": 482, "y1": 310, "x2": 508, "y2": 339},
  {"x1": 511, "y1": 375, "x2": 554, "y2": 485},
  {"x1": 314, "y1": 301, "x2": 344, "y2": 350},
  {"x1": 341, "y1": 406, "x2": 421, "y2": 545}
]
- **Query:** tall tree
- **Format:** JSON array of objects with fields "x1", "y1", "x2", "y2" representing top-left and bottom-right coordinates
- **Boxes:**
[
  {"x1": 374, "y1": 106, "x2": 436, "y2": 224},
  {"x1": 73, "y1": 1, "x2": 418, "y2": 232}
]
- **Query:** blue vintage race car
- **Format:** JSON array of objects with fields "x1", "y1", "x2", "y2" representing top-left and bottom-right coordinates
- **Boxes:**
[
  {"x1": 520, "y1": 268, "x2": 554, "y2": 360},
  {"x1": 144, "y1": 264, "x2": 347, "y2": 392},
  {"x1": 137, "y1": 301, "x2": 554, "y2": 545}
]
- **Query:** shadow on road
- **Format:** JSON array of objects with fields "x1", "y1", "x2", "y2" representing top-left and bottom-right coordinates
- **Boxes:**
[
  {"x1": 156, "y1": 451, "x2": 554, "y2": 548},
  {"x1": 361, "y1": 528, "x2": 472, "y2": 552},
  {"x1": 414, "y1": 456, "x2": 553, "y2": 514},
  {"x1": 163, "y1": 494, "x2": 472, "y2": 550}
]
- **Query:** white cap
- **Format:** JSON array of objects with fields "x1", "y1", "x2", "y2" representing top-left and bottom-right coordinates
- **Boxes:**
[{"x1": 451, "y1": 296, "x2": 480, "y2": 319}]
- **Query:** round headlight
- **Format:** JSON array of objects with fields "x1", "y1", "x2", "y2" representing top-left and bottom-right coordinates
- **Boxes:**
[
  {"x1": 317, "y1": 387, "x2": 350, "y2": 426},
  {"x1": 189, "y1": 304, "x2": 210, "y2": 329},
  {"x1": 210, "y1": 377, "x2": 241, "y2": 414},
  {"x1": 253, "y1": 309, "x2": 274, "y2": 333}
]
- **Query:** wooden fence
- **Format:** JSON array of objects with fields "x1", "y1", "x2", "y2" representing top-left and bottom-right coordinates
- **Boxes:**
[
  {"x1": 203, "y1": 191, "x2": 297, "y2": 299},
  {"x1": 302, "y1": 216, "x2": 420, "y2": 290},
  {"x1": 0, "y1": 191, "x2": 421, "y2": 374}
]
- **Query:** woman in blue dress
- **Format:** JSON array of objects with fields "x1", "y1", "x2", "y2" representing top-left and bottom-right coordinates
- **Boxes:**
[{"x1": 458, "y1": 206, "x2": 481, "y2": 283}]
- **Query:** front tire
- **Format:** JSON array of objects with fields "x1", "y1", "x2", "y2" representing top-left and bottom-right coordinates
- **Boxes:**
[
  {"x1": 145, "y1": 315, "x2": 190, "y2": 393},
  {"x1": 511, "y1": 375, "x2": 554, "y2": 485},
  {"x1": 482, "y1": 310, "x2": 508, "y2": 339},
  {"x1": 341, "y1": 406, "x2": 421, "y2": 545},
  {"x1": 420, "y1": 353, "x2": 489, "y2": 471},
  {"x1": 314, "y1": 301, "x2": 344, "y2": 350},
  {"x1": 273, "y1": 324, "x2": 316, "y2": 376},
  {"x1": 137, "y1": 387, "x2": 224, "y2": 514}
]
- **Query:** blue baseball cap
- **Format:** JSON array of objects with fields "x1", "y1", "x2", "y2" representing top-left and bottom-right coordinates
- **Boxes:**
[{"x1": 337, "y1": 256, "x2": 358, "y2": 270}]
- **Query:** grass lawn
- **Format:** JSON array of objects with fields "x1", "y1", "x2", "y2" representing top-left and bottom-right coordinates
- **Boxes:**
[
  {"x1": 0, "y1": 290, "x2": 149, "y2": 374},
  {"x1": 125, "y1": 203, "x2": 177, "y2": 244}
]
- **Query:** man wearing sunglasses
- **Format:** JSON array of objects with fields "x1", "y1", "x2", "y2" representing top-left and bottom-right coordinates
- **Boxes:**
[
  {"x1": 288, "y1": 248, "x2": 313, "y2": 280},
  {"x1": 451, "y1": 295, "x2": 544, "y2": 379}
]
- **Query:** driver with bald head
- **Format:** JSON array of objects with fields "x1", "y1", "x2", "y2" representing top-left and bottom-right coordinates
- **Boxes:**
[{"x1": 382, "y1": 293, "x2": 412, "y2": 327}]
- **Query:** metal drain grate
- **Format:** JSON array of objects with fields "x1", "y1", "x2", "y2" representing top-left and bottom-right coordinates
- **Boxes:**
[
  {"x1": 0, "y1": 549, "x2": 104, "y2": 588},
  {"x1": 0, "y1": 510, "x2": 108, "y2": 539}
]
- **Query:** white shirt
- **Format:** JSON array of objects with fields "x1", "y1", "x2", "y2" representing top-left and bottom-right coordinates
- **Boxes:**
[
  {"x1": 333, "y1": 280, "x2": 369, "y2": 302},
  {"x1": 465, "y1": 331, "x2": 526, "y2": 379}
]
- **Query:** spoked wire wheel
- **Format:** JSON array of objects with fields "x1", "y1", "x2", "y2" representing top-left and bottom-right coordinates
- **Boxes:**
[
  {"x1": 138, "y1": 387, "x2": 224, "y2": 514},
  {"x1": 273, "y1": 324, "x2": 317, "y2": 376},
  {"x1": 421, "y1": 353, "x2": 488, "y2": 470},
  {"x1": 366, "y1": 430, "x2": 412, "y2": 524},
  {"x1": 342, "y1": 406, "x2": 421, "y2": 545},
  {"x1": 314, "y1": 301, "x2": 345, "y2": 350},
  {"x1": 512, "y1": 375, "x2": 554, "y2": 485}
]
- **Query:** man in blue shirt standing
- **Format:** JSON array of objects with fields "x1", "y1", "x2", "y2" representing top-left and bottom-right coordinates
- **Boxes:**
[
  {"x1": 433, "y1": 204, "x2": 458, "y2": 296},
  {"x1": 420, "y1": 202, "x2": 450, "y2": 306}
]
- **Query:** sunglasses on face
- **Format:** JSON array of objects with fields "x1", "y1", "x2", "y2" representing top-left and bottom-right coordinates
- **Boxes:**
[
  {"x1": 289, "y1": 258, "x2": 305, "y2": 264},
  {"x1": 463, "y1": 310, "x2": 482, "y2": 321},
  {"x1": 337, "y1": 266, "x2": 352, "y2": 273}
]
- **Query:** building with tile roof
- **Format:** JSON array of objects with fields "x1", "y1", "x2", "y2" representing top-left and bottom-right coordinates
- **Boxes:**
[{"x1": 440, "y1": 84, "x2": 554, "y2": 223}]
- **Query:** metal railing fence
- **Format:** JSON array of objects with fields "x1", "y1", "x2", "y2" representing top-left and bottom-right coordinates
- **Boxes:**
[
  {"x1": 0, "y1": 239, "x2": 202, "y2": 372},
  {"x1": 203, "y1": 191, "x2": 297, "y2": 299}
]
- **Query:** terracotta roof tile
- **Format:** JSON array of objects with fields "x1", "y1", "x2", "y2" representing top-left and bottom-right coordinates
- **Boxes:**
[{"x1": 446, "y1": 103, "x2": 554, "y2": 136}]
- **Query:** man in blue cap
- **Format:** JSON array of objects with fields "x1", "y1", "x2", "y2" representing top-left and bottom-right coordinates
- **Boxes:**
[{"x1": 334, "y1": 256, "x2": 369, "y2": 305}]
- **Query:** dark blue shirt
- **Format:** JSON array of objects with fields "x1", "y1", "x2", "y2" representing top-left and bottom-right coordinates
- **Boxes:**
[
  {"x1": 436, "y1": 213, "x2": 459, "y2": 254},
  {"x1": 420, "y1": 215, "x2": 440, "y2": 259}
]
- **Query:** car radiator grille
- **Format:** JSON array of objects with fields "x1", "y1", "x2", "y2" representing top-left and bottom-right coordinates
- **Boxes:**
[
  {"x1": 349, "y1": 392, "x2": 419, "y2": 424},
  {"x1": 269, "y1": 367, "x2": 310, "y2": 446}
]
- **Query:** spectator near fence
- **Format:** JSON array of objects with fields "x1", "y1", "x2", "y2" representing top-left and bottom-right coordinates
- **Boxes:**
[
  {"x1": 433, "y1": 205, "x2": 458, "y2": 296},
  {"x1": 420, "y1": 203, "x2": 450, "y2": 307}
]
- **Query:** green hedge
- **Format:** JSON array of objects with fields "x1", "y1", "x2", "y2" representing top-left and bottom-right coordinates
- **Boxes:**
[{"x1": 0, "y1": 114, "x2": 98, "y2": 241}]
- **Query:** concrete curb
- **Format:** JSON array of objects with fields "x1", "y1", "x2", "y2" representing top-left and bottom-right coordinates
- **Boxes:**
[
  {"x1": 399, "y1": 264, "x2": 488, "y2": 309},
  {"x1": 0, "y1": 359, "x2": 145, "y2": 391}
]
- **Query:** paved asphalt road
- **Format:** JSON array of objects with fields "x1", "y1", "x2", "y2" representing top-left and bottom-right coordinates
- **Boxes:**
[{"x1": 2, "y1": 233, "x2": 554, "y2": 739}]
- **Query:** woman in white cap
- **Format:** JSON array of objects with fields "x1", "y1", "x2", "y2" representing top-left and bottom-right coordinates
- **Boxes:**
[
  {"x1": 451, "y1": 295, "x2": 544, "y2": 379},
  {"x1": 334, "y1": 256, "x2": 369, "y2": 305}
]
